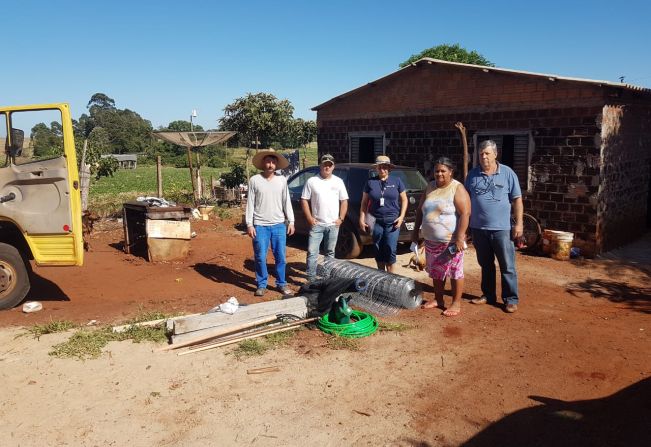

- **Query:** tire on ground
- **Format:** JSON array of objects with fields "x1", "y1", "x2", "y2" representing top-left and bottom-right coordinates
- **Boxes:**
[
  {"x1": 335, "y1": 223, "x2": 362, "y2": 259},
  {"x1": 0, "y1": 243, "x2": 31, "y2": 310}
]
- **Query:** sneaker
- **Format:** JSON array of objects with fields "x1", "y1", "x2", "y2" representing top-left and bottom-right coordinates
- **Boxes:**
[
  {"x1": 278, "y1": 286, "x2": 293, "y2": 297},
  {"x1": 254, "y1": 288, "x2": 267, "y2": 297},
  {"x1": 506, "y1": 303, "x2": 518, "y2": 313}
]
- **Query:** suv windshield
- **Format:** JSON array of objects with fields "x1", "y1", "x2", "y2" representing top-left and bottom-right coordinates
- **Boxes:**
[{"x1": 369, "y1": 169, "x2": 427, "y2": 191}]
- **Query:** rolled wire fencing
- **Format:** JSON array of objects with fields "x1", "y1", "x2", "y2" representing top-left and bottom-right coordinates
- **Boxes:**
[{"x1": 316, "y1": 258, "x2": 423, "y2": 316}]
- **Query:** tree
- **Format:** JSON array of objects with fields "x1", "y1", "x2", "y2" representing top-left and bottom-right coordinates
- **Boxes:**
[
  {"x1": 218, "y1": 92, "x2": 294, "y2": 149},
  {"x1": 400, "y1": 43, "x2": 494, "y2": 68},
  {"x1": 165, "y1": 120, "x2": 204, "y2": 132},
  {"x1": 31, "y1": 122, "x2": 62, "y2": 157}
]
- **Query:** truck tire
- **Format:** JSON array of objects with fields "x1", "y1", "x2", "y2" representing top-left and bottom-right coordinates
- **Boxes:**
[
  {"x1": 336, "y1": 224, "x2": 362, "y2": 259},
  {"x1": 0, "y1": 243, "x2": 31, "y2": 310}
]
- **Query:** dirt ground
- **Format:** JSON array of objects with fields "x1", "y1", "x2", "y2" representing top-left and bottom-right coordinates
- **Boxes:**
[{"x1": 0, "y1": 212, "x2": 649, "y2": 446}]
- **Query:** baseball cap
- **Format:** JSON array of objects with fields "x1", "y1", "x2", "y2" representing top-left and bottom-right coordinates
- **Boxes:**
[{"x1": 320, "y1": 154, "x2": 335, "y2": 165}]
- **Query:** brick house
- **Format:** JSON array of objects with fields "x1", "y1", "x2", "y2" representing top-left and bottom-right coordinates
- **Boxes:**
[{"x1": 312, "y1": 58, "x2": 651, "y2": 255}]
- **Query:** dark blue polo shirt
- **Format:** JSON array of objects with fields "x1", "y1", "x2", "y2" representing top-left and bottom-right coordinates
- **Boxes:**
[{"x1": 364, "y1": 176, "x2": 405, "y2": 220}]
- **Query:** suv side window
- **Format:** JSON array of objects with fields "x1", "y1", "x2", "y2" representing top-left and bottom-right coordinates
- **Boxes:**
[
  {"x1": 288, "y1": 168, "x2": 318, "y2": 195},
  {"x1": 333, "y1": 168, "x2": 348, "y2": 184}
]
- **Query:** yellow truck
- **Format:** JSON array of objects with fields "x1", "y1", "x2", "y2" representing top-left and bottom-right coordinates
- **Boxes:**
[{"x1": 0, "y1": 103, "x2": 84, "y2": 309}]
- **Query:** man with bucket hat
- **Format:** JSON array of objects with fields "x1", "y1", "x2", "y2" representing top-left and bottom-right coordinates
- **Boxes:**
[
  {"x1": 245, "y1": 149, "x2": 295, "y2": 296},
  {"x1": 300, "y1": 154, "x2": 349, "y2": 282}
]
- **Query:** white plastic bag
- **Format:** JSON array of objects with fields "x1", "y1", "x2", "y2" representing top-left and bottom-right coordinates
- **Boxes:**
[
  {"x1": 410, "y1": 242, "x2": 420, "y2": 263},
  {"x1": 22, "y1": 301, "x2": 43, "y2": 313},
  {"x1": 218, "y1": 297, "x2": 239, "y2": 315}
]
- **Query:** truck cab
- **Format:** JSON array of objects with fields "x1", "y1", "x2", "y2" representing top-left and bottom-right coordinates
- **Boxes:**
[{"x1": 0, "y1": 103, "x2": 83, "y2": 309}]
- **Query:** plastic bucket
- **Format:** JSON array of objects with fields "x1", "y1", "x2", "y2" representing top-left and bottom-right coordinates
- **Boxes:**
[
  {"x1": 542, "y1": 230, "x2": 564, "y2": 255},
  {"x1": 550, "y1": 231, "x2": 574, "y2": 261}
]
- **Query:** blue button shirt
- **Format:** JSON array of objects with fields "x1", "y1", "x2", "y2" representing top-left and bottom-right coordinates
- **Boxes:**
[
  {"x1": 364, "y1": 176, "x2": 405, "y2": 220},
  {"x1": 465, "y1": 163, "x2": 521, "y2": 230}
]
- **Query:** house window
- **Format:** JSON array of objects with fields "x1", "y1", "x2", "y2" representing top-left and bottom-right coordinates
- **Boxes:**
[
  {"x1": 349, "y1": 132, "x2": 384, "y2": 163},
  {"x1": 474, "y1": 132, "x2": 532, "y2": 190}
]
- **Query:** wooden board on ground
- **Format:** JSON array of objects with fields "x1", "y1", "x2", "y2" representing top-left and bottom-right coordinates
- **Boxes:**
[{"x1": 172, "y1": 297, "x2": 308, "y2": 335}]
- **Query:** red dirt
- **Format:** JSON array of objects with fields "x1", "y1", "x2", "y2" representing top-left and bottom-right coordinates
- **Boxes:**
[{"x1": 1, "y1": 213, "x2": 649, "y2": 445}]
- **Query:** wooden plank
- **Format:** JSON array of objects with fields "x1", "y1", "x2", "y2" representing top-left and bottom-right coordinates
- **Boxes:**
[
  {"x1": 146, "y1": 220, "x2": 191, "y2": 239},
  {"x1": 164, "y1": 315, "x2": 278, "y2": 349},
  {"x1": 172, "y1": 297, "x2": 308, "y2": 335}
]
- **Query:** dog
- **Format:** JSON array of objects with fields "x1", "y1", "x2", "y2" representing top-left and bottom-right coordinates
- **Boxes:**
[
  {"x1": 81, "y1": 210, "x2": 100, "y2": 251},
  {"x1": 408, "y1": 242, "x2": 426, "y2": 271}
]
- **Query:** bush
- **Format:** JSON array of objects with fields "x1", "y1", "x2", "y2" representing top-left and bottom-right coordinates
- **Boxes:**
[{"x1": 220, "y1": 164, "x2": 247, "y2": 188}]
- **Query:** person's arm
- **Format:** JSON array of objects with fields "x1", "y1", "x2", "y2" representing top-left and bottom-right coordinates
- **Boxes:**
[
  {"x1": 245, "y1": 178, "x2": 256, "y2": 238},
  {"x1": 359, "y1": 192, "x2": 369, "y2": 233},
  {"x1": 336, "y1": 199, "x2": 348, "y2": 227},
  {"x1": 511, "y1": 196, "x2": 523, "y2": 239},
  {"x1": 394, "y1": 190, "x2": 408, "y2": 229},
  {"x1": 283, "y1": 180, "x2": 295, "y2": 236},
  {"x1": 301, "y1": 198, "x2": 316, "y2": 227},
  {"x1": 411, "y1": 191, "x2": 426, "y2": 243},
  {"x1": 452, "y1": 184, "x2": 471, "y2": 251}
]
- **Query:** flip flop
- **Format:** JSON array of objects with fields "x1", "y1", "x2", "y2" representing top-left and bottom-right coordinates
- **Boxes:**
[
  {"x1": 421, "y1": 301, "x2": 439, "y2": 309},
  {"x1": 442, "y1": 308, "x2": 461, "y2": 317}
]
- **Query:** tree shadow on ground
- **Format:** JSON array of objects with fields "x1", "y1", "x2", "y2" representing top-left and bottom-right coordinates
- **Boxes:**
[
  {"x1": 566, "y1": 278, "x2": 651, "y2": 314},
  {"x1": 194, "y1": 261, "x2": 307, "y2": 292},
  {"x1": 25, "y1": 271, "x2": 69, "y2": 302},
  {"x1": 461, "y1": 377, "x2": 651, "y2": 447}
]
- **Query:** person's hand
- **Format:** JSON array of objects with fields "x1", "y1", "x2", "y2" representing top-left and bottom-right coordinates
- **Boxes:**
[
  {"x1": 512, "y1": 223, "x2": 523, "y2": 240},
  {"x1": 335, "y1": 218, "x2": 343, "y2": 227},
  {"x1": 453, "y1": 238, "x2": 466, "y2": 252},
  {"x1": 393, "y1": 215, "x2": 404, "y2": 229},
  {"x1": 287, "y1": 223, "x2": 295, "y2": 236},
  {"x1": 247, "y1": 226, "x2": 256, "y2": 239},
  {"x1": 359, "y1": 218, "x2": 369, "y2": 234},
  {"x1": 307, "y1": 216, "x2": 317, "y2": 227}
]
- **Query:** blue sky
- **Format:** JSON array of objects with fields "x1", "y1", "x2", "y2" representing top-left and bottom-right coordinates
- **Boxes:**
[{"x1": 2, "y1": 0, "x2": 649, "y2": 130}]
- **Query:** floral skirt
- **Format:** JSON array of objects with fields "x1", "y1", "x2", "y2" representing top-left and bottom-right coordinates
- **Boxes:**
[{"x1": 424, "y1": 240, "x2": 464, "y2": 281}]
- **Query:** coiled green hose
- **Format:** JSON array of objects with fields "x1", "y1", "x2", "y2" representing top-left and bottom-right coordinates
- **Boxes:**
[{"x1": 317, "y1": 310, "x2": 378, "y2": 338}]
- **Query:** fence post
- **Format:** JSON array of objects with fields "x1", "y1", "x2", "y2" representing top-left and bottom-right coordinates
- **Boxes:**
[{"x1": 156, "y1": 156, "x2": 163, "y2": 198}]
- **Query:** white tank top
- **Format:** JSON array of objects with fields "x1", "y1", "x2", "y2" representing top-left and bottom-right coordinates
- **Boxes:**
[{"x1": 421, "y1": 179, "x2": 460, "y2": 242}]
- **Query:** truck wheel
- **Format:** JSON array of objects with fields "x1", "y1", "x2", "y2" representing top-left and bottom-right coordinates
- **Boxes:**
[
  {"x1": 0, "y1": 243, "x2": 30, "y2": 310},
  {"x1": 336, "y1": 224, "x2": 362, "y2": 259}
]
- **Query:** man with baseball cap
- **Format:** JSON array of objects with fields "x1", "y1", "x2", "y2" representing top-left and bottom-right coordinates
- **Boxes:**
[{"x1": 301, "y1": 154, "x2": 349, "y2": 282}]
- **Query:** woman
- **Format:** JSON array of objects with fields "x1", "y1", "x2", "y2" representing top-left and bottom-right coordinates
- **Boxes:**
[
  {"x1": 359, "y1": 155, "x2": 408, "y2": 273},
  {"x1": 411, "y1": 157, "x2": 470, "y2": 316}
]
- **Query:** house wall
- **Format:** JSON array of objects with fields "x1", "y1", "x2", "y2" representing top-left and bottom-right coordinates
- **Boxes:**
[
  {"x1": 316, "y1": 64, "x2": 651, "y2": 254},
  {"x1": 318, "y1": 106, "x2": 604, "y2": 254},
  {"x1": 597, "y1": 104, "x2": 651, "y2": 251}
]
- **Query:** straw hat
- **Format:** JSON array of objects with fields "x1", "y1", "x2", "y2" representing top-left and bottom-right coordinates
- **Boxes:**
[
  {"x1": 372, "y1": 155, "x2": 395, "y2": 168},
  {"x1": 252, "y1": 149, "x2": 289, "y2": 170}
]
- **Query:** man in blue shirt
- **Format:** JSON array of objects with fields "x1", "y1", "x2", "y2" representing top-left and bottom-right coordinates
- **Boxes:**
[{"x1": 465, "y1": 140, "x2": 523, "y2": 313}]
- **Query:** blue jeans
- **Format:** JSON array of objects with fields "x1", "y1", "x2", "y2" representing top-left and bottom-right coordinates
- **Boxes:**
[
  {"x1": 306, "y1": 224, "x2": 340, "y2": 280},
  {"x1": 373, "y1": 217, "x2": 400, "y2": 265},
  {"x1": 252, "y1": 223, "x2": 287, "y2": 289},
  {"x1": 471, "y1": 229, "x2": 519, "y2": 305}
]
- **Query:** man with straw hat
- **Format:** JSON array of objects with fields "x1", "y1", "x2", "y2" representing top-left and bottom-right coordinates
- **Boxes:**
[{"x1": 245, "y1": 149, "x2": 295, "y2": 296}]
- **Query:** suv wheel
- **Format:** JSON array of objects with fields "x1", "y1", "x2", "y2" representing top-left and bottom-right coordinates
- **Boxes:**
[
  {"x1": 336, "y1": 224, "x2": 362, "y2": 259},
  {"x1": 0, "y1": 243, "x2": 30, "y2": 310}
]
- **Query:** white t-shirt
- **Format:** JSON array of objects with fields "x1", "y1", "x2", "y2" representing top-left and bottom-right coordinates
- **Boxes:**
[{"x1": 301, "y1": 174, "x2": 349, "y2": 225}]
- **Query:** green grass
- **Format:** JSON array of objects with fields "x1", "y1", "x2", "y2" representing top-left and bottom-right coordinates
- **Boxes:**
[
  {"x1": 325, "y1": 334, "x2": 360, "y2": 351},
  {"x1": 87, "y1": 145, "x2": 318, "y2": 217},
  {"x1": 49, "y1": 320, "x2": 169, "y2": 361},
  {"x1": 230, "y1": 329, "x2": 298, "y2": 360},
  {"x1": 26, "y1": 320, "x2": 77, "y2": 340}
]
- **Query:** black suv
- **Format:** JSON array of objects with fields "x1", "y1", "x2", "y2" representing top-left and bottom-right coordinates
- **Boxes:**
[{"x1": 287, "y1": 163, "x2": 427, "y2": 258}]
